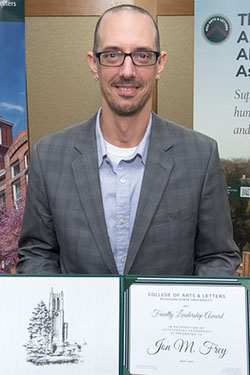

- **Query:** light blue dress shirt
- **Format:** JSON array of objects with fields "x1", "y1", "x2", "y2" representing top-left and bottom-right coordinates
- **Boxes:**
[{"x1": 96, "y1": 109, "x2": 152, "y2": 273}]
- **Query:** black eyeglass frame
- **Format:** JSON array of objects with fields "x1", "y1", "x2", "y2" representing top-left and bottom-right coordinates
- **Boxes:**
[{"x1": 95, "y1": 50, "x2": 160, "y2": 67}]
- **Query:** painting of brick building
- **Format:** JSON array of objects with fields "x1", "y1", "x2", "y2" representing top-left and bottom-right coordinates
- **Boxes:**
[
  {"x1": 0, "y1": 116, "x2": 28, "y2": 273},
  {"x1": 0, "y1": 5, "x2": 28, "y2": 273}
]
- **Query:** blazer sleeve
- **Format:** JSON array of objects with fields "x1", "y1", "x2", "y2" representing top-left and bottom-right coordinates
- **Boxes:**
[
  {"x1": 17, "y1": 142, "x2": 61, "y2": 274},
  {"x1": 194, "y1": 139, "x2": 241, "y2": 276}
]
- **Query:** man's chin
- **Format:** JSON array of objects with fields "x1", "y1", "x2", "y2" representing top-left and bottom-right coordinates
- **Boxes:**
[{"x1": 110, "y1": 102, "x2": 145, "y2": 117}]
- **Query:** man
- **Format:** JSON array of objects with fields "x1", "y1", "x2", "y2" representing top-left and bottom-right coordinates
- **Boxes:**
[{"x1": 17, "y1": 5, "x2": 240, "y2": 275}]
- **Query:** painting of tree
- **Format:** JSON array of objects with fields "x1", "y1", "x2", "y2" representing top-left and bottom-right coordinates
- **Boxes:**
[
  {"x1": 0, "y1": 204, "x2": 24, "y2": 273},
  {"x1": 222, "y1": 158, "x2": 250, "y2": 255}
]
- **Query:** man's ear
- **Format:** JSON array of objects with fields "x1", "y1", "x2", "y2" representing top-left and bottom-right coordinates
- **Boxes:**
[
  {"x1": 87, "y1": 51, "x2": 99, "y2": 79},
  {"x1": 156, "y1": 51, "x2": 167, "y2": 80}
]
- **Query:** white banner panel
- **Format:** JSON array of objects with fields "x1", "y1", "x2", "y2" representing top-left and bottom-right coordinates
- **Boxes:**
[
  {"x1": 194, "y1": 0, "x2": 250, "y2": 260},
  {"x1": 194, "y1": 0, "x2": 250, "y2": 159}
]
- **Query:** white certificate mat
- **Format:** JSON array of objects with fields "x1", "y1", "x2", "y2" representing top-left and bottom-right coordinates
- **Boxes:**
[
  {"x1": 127, "y1": 282, "x2": 249, "y2": 375},
  {"x1": 0, "y1": 276, "x2": 120, "y2": 375}
]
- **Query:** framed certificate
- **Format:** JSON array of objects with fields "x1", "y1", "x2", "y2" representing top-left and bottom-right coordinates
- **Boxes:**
[
  {"x1": 0, "y1": 275, "x2": 249, "y2": 375},
  {"x1": 124, "y1": 278, "x2": 249, "y2": 375}
]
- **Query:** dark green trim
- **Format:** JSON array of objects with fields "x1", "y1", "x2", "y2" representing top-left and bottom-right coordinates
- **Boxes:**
[
  {"x1": 238, "y1": 277, "x2": 250, "y2": 291},
  {"x1": 123, "y1": 275, "x2": 138, "y2": 291},
  {"x1": 123, "y1": 367, "x2": 131, "y2": 375},
  {"x1": 119, "y1": 277, "x2": 124, "y2": 375}
]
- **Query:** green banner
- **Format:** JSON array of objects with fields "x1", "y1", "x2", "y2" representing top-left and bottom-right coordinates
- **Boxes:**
[{"x1": 0, "y1": 0, "x2": 24, "y2": 22}]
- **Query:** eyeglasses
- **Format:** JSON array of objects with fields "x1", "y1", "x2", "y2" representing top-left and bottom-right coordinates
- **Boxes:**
[{"x1": 95, "y1": 50, "x2": 160, "y2": 67}]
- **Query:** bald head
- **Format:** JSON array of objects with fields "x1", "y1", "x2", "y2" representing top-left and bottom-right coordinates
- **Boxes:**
[{"x1": 93, "y1": 4, "x2": 160, "y2": 52}]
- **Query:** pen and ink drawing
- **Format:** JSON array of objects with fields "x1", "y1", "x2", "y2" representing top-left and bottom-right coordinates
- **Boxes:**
[{"x1": 24, "y1": 287, "x2": 86, "y2": 366}]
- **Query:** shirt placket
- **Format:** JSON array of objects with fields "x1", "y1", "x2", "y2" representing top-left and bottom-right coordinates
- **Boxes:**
[{"x1": 116, "y1": 161, "x2": 130, "y2": 273}]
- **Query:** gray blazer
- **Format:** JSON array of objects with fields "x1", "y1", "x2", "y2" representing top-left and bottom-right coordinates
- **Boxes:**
[{"x1": 17, "y1": 113, "x2": 241, "y2": 275}]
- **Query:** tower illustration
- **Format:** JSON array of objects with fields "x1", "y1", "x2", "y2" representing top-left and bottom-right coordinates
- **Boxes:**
[
  {"x1": 25, "y1": 287, "x2": 83, "y2": 365},
  {"x1": 49, "y1": 288, "x2": 68, "y2": 353}
]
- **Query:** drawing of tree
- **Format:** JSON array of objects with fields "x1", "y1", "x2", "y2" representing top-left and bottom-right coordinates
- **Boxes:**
[{"x1": 25, "y1": 300, "x2": 52, "y2": 359}]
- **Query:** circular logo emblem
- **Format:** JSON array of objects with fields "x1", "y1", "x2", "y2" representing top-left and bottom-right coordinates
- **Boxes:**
[{"x1": 203, "y1": 16, "x2": 230, "y2": 43}]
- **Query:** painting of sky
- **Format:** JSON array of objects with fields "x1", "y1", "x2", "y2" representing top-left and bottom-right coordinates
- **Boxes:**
[{"x1": 0, "y1": 21, "x2": 27, "y2": 140}]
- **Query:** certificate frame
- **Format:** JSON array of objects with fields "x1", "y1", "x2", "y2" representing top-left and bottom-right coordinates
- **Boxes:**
[
  {"x1": 123, "y1": 277, "x2": 250, "y2": 375},
  {"x1": 0, "y1": 275, "x2": 249, "y2": 375}
]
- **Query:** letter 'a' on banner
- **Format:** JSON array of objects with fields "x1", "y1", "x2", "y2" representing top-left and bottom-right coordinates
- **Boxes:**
[
  {"x1": 0, "y1": 0, "x2": 27, "y2": 274},
  {"x1": 194, "y1": 0, "x2": 250, "y2": 275}
]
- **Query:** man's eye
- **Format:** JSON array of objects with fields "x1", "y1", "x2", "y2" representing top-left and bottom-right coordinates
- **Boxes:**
[
  {"x1": 104, "y1": 52, "x2": 118, "y2": 59},
  {"x1": 135, "y1": 52, "x2": 150, "y2": 60},
  {"x1": 139, "y1": 53, "x2": 148, "y2": 59}
]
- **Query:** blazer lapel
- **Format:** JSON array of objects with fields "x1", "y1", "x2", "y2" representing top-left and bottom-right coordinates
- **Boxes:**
[
  {"x1": 124, "y1": 114, "x2": 175, "y2": 274},
  {"x1": 71, "y1": 117, "x2": 118, "y2": 274}
]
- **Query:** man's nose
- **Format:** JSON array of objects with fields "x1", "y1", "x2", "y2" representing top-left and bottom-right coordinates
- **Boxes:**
[{"x1": 119, "y1": 55, "x2": 136, "y2": 78}]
